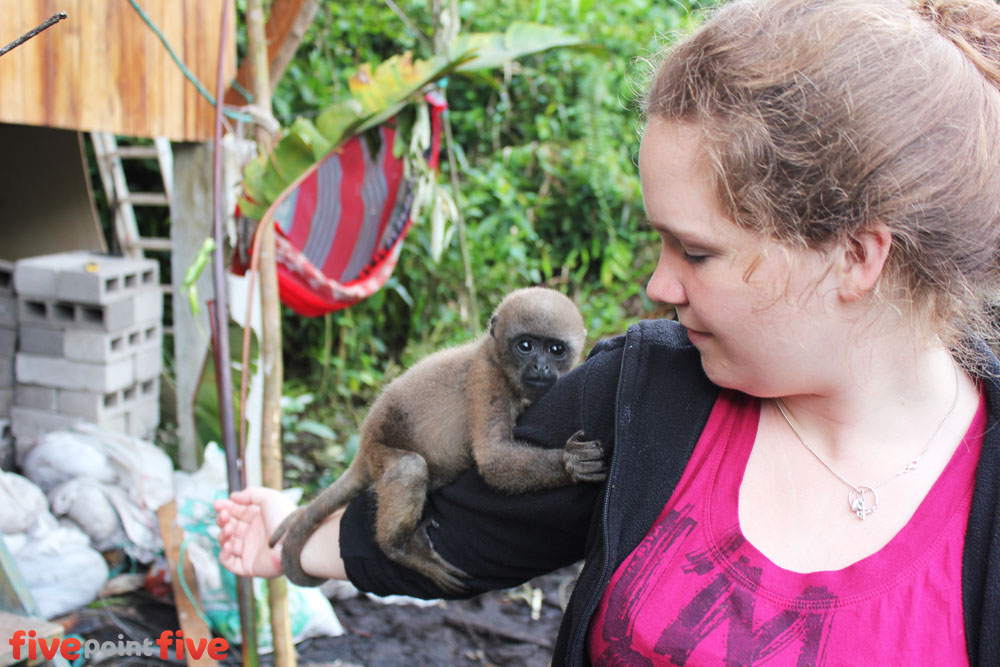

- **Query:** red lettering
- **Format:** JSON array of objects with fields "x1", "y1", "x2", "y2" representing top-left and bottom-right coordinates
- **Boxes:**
[
  {"x1": 60, "y1": 637, "x2": 82, "y2": 660},
  {"x1": 207, "y1": 638, "x2": 228, "y2": 660},
  {"x1": 9, "y1": 630, "x2": 27, "y2": 660},
  {"x1": 184, "y1": 637, "x2": 208, "y2": 659},
  {"x1": 156, "y1": 630, "x2": 173, "y2": 659},
  {"x1": 37, "y1": 638, "x2": 59, "y2": 660}
]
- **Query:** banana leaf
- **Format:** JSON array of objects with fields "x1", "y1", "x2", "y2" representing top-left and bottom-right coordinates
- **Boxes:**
[{"x1": 239, "y1": 23, "x2": 593, "y2": 221}]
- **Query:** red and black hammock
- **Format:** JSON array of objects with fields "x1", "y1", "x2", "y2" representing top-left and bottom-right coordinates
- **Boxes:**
[{"x1": 240, "y1": 93, "x2": 446, "y2": 317}]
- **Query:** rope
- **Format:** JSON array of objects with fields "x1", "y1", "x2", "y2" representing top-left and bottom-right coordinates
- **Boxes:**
[{"x1": 125, "y1": 0, "x2": 255, "y2": 124}]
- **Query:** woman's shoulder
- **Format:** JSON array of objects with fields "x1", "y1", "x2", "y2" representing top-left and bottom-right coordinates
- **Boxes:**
[
  {"x1": 576, "y1": 319, "x2": 708, "y2": 404},
  {"x1": 588, "y1": 318, "x2": 695, "y2": 358}
]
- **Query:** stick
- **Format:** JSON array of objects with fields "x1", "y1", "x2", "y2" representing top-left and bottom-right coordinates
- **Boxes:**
[{"x1": 0, "y1": 12, "x2": 67, "y2": 57}]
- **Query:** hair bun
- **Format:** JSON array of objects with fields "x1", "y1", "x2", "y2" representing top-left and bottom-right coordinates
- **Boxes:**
[{"x1": 913, "y1": 0, "x2": 1000, "y2": 86}]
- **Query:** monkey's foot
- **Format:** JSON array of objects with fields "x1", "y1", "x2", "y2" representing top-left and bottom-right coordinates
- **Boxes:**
[
  {"x1": 563, "y1": 430, "x2": 608, "y2": 483},
  {"x1": 385, "y1": 518, "x2": 471, "y2": 594}
]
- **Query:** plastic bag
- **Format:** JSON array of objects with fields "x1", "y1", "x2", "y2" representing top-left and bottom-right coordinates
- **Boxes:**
[
  {"x1": 49, "y1": 478, "x2": 126, "y2": 553},
  {"x1": 0, "y1": 471, "x2": 49, "y2": 534},
  {"x1": 3, "y1": 512, "x2": 109, "y2": 618},
  {"x1": 173, "y1": 443, "x2": 344, "y2": 650},
  {"x1": 20, "y1": 430, "x2": 116, "y2": 492},
  {"x1": 21, "y1": 425, "x2": 174, "y2": 561}
]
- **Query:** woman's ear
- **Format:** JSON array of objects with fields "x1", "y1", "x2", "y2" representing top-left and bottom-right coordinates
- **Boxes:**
[{"x1": 838, "y1": 223, "x2": 892, "y2": 302}]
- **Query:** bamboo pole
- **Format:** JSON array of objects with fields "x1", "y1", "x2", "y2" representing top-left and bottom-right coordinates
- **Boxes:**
[
  {"x1": 210, "y1": 1, "x2": 258, "y2": 663},
  {"x1": 245, "y1": 0, "x2": 294, "y2": 665}
]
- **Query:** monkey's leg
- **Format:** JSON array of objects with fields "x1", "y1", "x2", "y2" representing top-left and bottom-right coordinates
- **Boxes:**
[
  {"x1": 275, "y1": 463, "x2": 367, "y2": 587},
  {"x1": 373, "y1": 448, "x2": 470, "y2": 593}
]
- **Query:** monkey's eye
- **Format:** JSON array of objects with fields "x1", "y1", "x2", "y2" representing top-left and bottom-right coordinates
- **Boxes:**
[
  {"x1": 549, "y1": 343, "x2": 566, "y2": 357},
  {"x1": 517, "y1": 339, "x2": 534, "y2": 353}
]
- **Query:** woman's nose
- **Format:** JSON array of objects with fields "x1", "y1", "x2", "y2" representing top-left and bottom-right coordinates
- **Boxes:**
[{"x1": 646, "y1": 250, "x2": 688, "y2": 306}]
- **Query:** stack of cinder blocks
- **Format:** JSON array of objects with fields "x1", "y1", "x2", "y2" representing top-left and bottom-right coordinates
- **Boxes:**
[
  {"x1": 0, "y1": 260, "x2": 14, "y2": 467},
  {"x1": 11, "y1": 252, "x2": 163, "y2": 451}
]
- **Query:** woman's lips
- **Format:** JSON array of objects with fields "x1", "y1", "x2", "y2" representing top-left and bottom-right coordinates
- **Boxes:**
[{"x1": 683, "y1": 326, "x2": 710, "y2": 343}]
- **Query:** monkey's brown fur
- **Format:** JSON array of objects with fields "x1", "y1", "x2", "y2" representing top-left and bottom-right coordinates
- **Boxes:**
[{"x1": 270, "y1": 287, "x2": 605, "y2": 591}]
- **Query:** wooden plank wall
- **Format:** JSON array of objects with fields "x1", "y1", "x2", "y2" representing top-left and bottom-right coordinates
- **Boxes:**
[{"x1": 0, "y1": 0, "x2": 236, "y2": 141}]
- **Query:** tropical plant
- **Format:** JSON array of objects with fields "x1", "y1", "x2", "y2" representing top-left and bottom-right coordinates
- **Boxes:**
[{"x1": 263, "y1": 0, "x2": 716, "y2": 443}]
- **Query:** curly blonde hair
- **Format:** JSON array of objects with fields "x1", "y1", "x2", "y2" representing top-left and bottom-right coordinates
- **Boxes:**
[{"x1": 644, "y1": 0, "x2": 1000, "y2": 366}]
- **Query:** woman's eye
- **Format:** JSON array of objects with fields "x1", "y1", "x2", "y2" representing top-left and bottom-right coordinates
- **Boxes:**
[{"x1": 682, "y1": 251, "x2": 708, "y2": 265}]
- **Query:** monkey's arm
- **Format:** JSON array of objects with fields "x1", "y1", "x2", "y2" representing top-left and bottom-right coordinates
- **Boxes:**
[
  {"x1": 339, "y1": 338, "x2": 622, "y2": 599},
  {"x1": 467, "y1": 367, "x2": 607, "y2": 494}
]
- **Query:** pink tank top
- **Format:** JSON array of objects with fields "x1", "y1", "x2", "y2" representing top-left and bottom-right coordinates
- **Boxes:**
[{"x1": 588, "y1": 389, "x2": 985, "y2": 666}]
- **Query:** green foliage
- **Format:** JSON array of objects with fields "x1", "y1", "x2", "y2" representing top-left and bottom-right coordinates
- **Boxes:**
[
  {"x1": 242, "y1": 22, "x2": 589, "y2": 220},
  {"x1": 273, "y1": 0, "x2": 716, "y2": 433}
]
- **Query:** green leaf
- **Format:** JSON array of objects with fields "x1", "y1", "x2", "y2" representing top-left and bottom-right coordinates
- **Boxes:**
[
  {"x1": 347, "y1": 52, "x2": 448, "y2": 116},
  {"x1": 287, "y1": 117, "x2": 334, "y2": 162},
  {"x1": 295, "y1": 420, "x2": 337, "y2": 440},
  {"x1": 451, "y1": 22, "x2": 587, "y2": 72},
  {"x1": 315, "y1": 99, "x2": 367, "y2": 148}
]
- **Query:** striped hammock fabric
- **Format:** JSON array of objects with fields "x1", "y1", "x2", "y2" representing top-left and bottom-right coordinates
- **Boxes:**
[{"x1": 257, "y1": 93, "x2": 445, "y2": 317}]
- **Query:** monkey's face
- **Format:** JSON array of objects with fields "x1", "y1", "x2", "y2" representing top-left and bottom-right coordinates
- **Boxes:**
[{"x1": 509, "y1": 334, "x2": 574, "y2": 402}]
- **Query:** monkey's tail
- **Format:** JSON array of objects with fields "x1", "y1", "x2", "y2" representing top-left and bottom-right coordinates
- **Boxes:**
[{"x1": 267, "y1": 462, "x2": 369, "y2": 549}]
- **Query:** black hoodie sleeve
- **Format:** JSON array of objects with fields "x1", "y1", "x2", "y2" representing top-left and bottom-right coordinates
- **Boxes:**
[{"x1": 338, "y1": 336, "x2": 626, "y2": 599}]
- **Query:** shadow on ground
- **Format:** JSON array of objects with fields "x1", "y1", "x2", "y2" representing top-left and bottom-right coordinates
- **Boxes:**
[{"x1": 60, "y1": 566, "x2": 580, "y2": 667}]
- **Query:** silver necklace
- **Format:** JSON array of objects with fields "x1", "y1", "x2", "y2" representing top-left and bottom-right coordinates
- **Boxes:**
[{"x1": 773, "y1": 366, "x2": 960, "y2": 521}]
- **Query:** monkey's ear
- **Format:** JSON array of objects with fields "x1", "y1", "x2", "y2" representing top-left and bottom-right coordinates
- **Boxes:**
[{"x1": 489, "y1": 314, "x2": 499, "y2": 337}]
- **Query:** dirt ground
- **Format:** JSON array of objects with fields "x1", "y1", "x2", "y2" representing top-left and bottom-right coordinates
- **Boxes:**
[{"x1": 61, "y1": 566, "x2": 579, "y2": 667}]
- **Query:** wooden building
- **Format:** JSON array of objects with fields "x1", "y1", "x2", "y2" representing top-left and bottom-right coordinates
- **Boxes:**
[{"x1": 0, "y1": 0, "x2": 236, "y2": 141}]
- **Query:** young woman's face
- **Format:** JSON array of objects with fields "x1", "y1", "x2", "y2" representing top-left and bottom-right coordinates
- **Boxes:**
[{"x1": 639, "y1": 120, "x2": 846, "y2": 397}]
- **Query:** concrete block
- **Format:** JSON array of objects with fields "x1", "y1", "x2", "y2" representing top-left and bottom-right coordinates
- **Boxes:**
[
  {"x1": 0, "y1": 418, "x2": 12, "y2": 471},
  {"x1": 18, "y1": 321, "x2": 161, "y2": 363},
  {"x1": 0, "y1": 260, "x2": 12, "y2": 296},
  {"x1": 0, "y1": 295, "x2": 14, "y2": 328},
  {"x1": 58, "y1": 258, "x2": 159, "y2": 305},
  {"x1": 15, "y1": 384, "x2": 59, "y2": 411},
  {"x1": 59, "y1": 388, "x2": 126, "y2": 422},
  {"x1": 16, "y1": 353, "x2": 134, "y2": 392},
  {"x1": 17, "y1": 289, "x2": 162, "y2": 332},
  {"x1": 127, "y1": 397, "x2": 160, "y2": 439},
  {"x1": 0, "y1": 356, "x2": 13, "y2": 388},
  {"x1": 17, "y1": 326, "x2": 63, "y2": 356},
  {"x1": 13, "y1": 255, "x2": 62, "y2": 297},
  {"x1": 56, "y1": 376, "x2": 160, "y2": 422},
  {"x1": 134, "y1": 346, "x2": 162, "y2": 381},
  {"x1": 11, "y1": 406, "x2": 82, "y2": 443},
  {"x1": 15, "y1": 252, "x2": 159, "y2": 304},
  {"x1": 0, "y1": 326, "x2": 15, "y2": 357},
  {"x1": 66, "y1": 321, "x2": 161, "y2": 363}
]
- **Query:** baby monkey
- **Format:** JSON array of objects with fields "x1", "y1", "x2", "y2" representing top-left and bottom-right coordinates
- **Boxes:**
[{"x1": 270, "y1": 287, "x2": 605, "y2": 591}]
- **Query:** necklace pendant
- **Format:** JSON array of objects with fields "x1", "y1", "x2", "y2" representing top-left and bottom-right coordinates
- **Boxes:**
[{"x1": 848, "y1": 486, "x2": 879, "y2": 520}]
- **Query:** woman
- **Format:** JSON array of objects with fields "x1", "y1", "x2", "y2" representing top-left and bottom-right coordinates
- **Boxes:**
[{"x1": 216, "y1": 0, "x2": 1000, "y2": 663}]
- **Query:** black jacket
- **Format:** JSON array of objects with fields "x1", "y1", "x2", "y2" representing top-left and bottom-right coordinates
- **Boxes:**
[{"x1": 340, "y1": 319, "x2": 1000, "y2": 665}]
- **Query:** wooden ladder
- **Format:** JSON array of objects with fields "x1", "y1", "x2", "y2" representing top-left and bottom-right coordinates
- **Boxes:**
[
  {"x1": 90, "y1": 132, "x2": 174, "y2": 259},
  {"x1": 90, "y1": 132, "x2": 175, "y2": 334}
]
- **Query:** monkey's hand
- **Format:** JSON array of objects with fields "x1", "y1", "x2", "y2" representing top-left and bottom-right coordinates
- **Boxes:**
[{"x1": 563, "y1": 430, "x2": 608, "y2": 483}]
